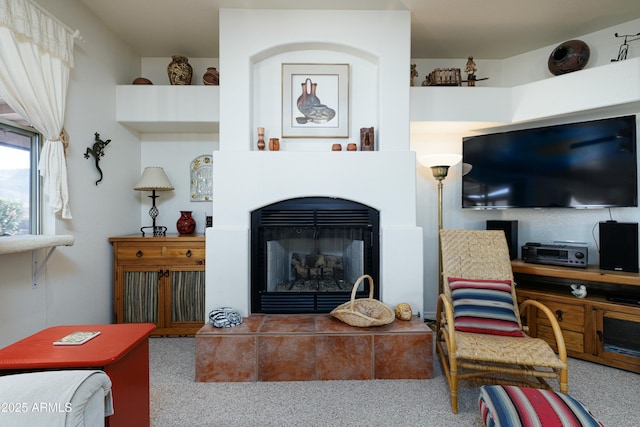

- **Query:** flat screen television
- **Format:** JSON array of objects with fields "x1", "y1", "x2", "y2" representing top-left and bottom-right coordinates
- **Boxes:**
[{"x1": 462, "y1": 115, "x2": 638, "y2": 209}]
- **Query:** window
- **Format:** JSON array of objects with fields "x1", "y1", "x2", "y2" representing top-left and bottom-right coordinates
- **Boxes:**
[{"x1": 0, "y1": 116, "x2": 40, "y2": 236}]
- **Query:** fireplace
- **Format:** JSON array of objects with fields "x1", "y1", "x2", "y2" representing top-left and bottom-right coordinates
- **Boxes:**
[{"x1": 251, "y1": 197, "x2": 380, "y2": 314}]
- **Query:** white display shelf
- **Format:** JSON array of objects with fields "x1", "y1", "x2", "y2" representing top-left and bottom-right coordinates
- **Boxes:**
[
  {"x1": 117, "y1": 58, "x2": 640, "y2": 134},
  {"x1": 116, "y1": 85, "x2": 220, "y2": 133},
  {"x1": 410, "y1": 57, "x2": 640, "y2": 128}
]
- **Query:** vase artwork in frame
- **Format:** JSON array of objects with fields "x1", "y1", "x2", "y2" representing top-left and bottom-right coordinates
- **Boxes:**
[
  {"x1": 281, "y1": 63, "x2": 349, "y2": 138},
  {"x1": 190, "y1": 155, "x2": 213, "y2": 202}
]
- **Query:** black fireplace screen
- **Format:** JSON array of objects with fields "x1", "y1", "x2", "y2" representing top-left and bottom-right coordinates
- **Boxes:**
[{"x1": 251, "y1": 197, "x2": 380, "y2": 314}]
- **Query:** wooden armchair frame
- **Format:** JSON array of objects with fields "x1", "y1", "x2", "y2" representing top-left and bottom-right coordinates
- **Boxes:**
[{"x1": 436, "y1": 229, "x2": 568, "y2": 413}]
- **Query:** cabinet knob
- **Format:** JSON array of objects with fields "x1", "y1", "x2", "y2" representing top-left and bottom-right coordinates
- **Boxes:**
[
  {"x1": 136, "y1": 250, "x2": 143, "y2": 257},
  {"x1": 555, "y1": 310, "x2": 563, "y2": 322},
  {"x1": 186, "y1": 249, "x2": 192, "y2": 257}
]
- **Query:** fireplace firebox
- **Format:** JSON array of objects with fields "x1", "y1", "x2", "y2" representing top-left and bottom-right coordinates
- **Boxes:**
[{"x1": 251, "y1": 197, "x2": 380, "y2": 313}]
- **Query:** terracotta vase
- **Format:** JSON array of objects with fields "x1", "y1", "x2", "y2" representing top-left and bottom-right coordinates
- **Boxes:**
[
  {"x1": 167, "y1": 55, "x2": 192, "y2": 85},
  {"x1": 332, "y1": 144, "x2": 342, "y2": 151},
  {"x1": 202, "y1": 67, "x2": 219, "y2": 85},
  {"x1": 176, "y1": 211, "x2": 196, "y2": 234},
  {"x1": 269, "y1": 138, "x2": 280, "y2": 151},
  {"x1": 347, "y1": 143, "x2": 357, "y2": 151}
]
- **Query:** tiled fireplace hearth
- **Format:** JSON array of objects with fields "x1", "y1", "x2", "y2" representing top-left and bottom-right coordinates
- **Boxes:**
[{"x1": 195, "y1": 315, "x2": 433, "y2": 382}]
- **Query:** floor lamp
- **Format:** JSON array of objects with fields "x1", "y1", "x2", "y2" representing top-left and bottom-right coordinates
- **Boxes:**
[{"x1": 419, "y1": 153, "x2": 462, "y2": 295}]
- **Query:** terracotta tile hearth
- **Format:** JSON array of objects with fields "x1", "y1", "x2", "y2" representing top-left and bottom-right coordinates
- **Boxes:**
[{"x1": 195, "y1": 314, "x2": 433, "y2": 382}]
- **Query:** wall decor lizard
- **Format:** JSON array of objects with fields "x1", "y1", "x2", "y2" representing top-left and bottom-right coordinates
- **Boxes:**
[{"x1": 84, "y1": 132, "x2": 111, "y2": 185}]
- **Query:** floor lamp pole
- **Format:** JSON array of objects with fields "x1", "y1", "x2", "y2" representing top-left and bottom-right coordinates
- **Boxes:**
[{"x1": 431, "y1": 166, "x2": 450, "y2": 296}]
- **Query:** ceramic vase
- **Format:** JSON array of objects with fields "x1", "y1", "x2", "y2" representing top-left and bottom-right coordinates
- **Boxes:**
[
  {"x1": 269, "y1": 138, "x2": 280, "y2": 151},
  {"x1": 167, "y1": 55, "x2": 192, "y2": 85},
  {"x1": 257, "y1": 127, "x2": 266, "y2": 151},
  {"x1": 176, "y1": 211, "x2": 196, "y2": 234},
  {"x1": 203, "y1": 67, "x2": 219, "y2": 85},
  {"x1": 548, "y1": 40, "x2": 590, "y2": 75}
]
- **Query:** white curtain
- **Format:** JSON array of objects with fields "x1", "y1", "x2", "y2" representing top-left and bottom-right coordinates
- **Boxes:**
[{"x1": 0, "y1": 0, "x2": 77, "y2": 219}]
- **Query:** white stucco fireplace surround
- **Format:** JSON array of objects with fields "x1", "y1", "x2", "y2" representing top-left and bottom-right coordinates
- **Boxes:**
[{"x1": 206, "y1": 9, "x2": 424, "y2": 317}]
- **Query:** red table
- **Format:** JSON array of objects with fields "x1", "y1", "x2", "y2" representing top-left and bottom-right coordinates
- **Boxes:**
[{"x1": 0, "y1": 323, "x2": 155, "y2": 427}]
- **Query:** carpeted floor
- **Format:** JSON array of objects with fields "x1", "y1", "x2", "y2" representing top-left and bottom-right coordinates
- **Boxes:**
[{"x1": 149, "y1": 337, "x2": 639, "y2": 426}]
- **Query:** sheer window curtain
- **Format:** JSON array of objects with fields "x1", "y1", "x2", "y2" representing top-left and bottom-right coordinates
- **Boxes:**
[{"x1": 0, "y1": 0, "x2": 79, "y2": 219}]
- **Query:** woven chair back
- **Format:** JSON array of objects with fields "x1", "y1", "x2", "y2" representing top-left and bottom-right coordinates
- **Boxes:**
[{"x1": 439, "y1": 229, "x2": 520, "y2": 320}]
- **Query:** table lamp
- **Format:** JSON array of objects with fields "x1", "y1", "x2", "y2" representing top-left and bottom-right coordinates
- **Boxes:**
[{"x1": 134, "y1": 166, "x2": 174, "y2": 236}]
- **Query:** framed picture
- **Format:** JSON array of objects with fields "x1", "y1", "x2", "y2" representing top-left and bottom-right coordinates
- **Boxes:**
[{"x1": 282, "y1": 63, "x2": 349, "y2": 138}]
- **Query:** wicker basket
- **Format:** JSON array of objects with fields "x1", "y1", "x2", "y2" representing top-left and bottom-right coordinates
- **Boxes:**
[{"x1": 330, "y1": 275, "x2": 395, "y2": 327}]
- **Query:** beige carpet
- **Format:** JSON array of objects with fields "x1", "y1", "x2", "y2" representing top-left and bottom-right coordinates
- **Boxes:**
[{"x1": 149, "y1": 336, "x2": 639, "y2": 426}]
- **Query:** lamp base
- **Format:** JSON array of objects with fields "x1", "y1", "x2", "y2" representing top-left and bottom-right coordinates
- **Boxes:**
[{"x1": 140, "y1": 225, "x2": 167, "y2": 237}]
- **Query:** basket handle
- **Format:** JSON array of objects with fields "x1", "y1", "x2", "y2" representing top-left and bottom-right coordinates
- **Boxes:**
[{"x1": 349, "y1": 274, "x2": 374, "y2": 310}]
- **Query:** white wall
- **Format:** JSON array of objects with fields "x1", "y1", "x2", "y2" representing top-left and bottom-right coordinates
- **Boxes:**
[{"x1": 0, "y1": 0, "x2": 141, "y2": 347}]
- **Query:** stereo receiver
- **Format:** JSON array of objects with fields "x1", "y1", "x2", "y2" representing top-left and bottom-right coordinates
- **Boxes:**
[{"x1": 521, "y1": 242, "x2": 588, "y2": 268}]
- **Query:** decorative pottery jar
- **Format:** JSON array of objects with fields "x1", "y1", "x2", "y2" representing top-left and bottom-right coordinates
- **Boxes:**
[
  {"x1": 176, "y1": 211, "x2": 196, "y2": 234},
  {"x1": 203, "y1": 67, "x2": 219, "y2": 85},
  {"x1": 269, "y1": 138, "x2": 280, "y2": 151},
  {"x1": 548, "y1": 40, "x2": 590, "y2": 75},
  {"x1": 167, "y1": 55, "x2": 192, "y2": 85},
  {"x1": 331, "y1": 144, "x2": 342, "y2": 151},
  {"x1": 346, "y1": 143, "x2": 357, "y2": 151},
  {"x1": 132, "y1": 77, "x2": 152, "y2": 85}
]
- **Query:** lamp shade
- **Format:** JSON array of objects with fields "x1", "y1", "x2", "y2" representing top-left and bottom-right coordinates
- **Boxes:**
[
  {"x1": 134, "y1": 167, "x2": 174, "y2": 191},
  {"x1": 418, "y1": 153, "x2": 462, "y2": 168}
]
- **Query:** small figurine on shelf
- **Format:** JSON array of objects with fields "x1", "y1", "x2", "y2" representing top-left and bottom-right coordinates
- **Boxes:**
[
  {"x1": 464, "y1": 56, "x2": 477, "y2": 81},
  {"x1": 410, "y1": 64, "x2": 418, "y2": 86},
  {"x1": 462, "y1": 56, "x2": 489, "y2": 87}
]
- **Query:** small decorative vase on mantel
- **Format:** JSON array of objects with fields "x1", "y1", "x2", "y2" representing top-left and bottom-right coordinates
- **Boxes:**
[
  {"x1": 176, "y1": 211, "x2": 196, "y2": 234},
  {"x1": 167, "y1": 55, "x2": 192, "y2": 85}
]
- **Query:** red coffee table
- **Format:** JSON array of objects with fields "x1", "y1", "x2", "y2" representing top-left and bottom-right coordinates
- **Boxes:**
[{"x1": 0, "y1": 323, "x2": 155, "y2": 427}]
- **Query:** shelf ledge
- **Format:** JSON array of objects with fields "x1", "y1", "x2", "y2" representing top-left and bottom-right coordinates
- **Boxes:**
[{"x1": 0, "y1": 234, "x2": 74, "y2": 255}]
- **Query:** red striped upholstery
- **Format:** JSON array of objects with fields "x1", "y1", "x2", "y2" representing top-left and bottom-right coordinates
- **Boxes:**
[
  {"x1": 479, "y1": 385, "x2": 604, "y2": 427},
  {"x1": 449, "y1": 277, "x2": 524, "y2": 337}
]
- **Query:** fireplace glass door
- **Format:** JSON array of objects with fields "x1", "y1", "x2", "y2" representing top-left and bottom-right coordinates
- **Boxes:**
[{"x1": 251, "y1": 197, "x2": 379, "y2": 313}]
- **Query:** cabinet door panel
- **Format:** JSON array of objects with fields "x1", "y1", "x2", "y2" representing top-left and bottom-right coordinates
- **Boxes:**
[
  {"x1": 170, "y1": 270, "x2": 205, "y2": 323},
  {"x1": 123, "y1": 270, "x2": 160, "y2": 324}
]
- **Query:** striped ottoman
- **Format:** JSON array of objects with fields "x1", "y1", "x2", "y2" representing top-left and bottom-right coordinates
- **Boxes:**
[{"x1": 479, "y1": 385, "x2": 603, "y2": 427}]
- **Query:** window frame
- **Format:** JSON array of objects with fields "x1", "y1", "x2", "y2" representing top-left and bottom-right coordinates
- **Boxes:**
[{"x1": 0, "y1": 117, "x2": 42, "y2": 236}]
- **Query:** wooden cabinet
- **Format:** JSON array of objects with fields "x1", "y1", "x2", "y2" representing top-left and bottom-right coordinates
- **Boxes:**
[
  {"x1": 513, "y1": 260, "x2": 640, "y2": 374},
  {"x1": 110, "y1": 235, "x2": 206, "y2": 336}
]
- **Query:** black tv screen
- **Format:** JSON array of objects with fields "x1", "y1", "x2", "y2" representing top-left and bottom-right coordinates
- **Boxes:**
[{"x1": 462, "y1": 115, "x2": 638, "y2": 209}]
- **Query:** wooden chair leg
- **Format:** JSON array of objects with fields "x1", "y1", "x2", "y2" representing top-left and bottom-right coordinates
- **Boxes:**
[{"x1": 450, "y1": 361, "x2": 459, "y2": 413}]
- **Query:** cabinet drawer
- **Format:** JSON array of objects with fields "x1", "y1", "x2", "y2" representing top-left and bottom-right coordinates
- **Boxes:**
[
  {"x1": 538, "y1": 323, "x2": 584, "y2": 354},
  {"x1": 164, "y1": 244, "x2": 205, "y2": 263},
  {"x1": 116, "y1": 245, "x2": 164, "y2": 261},
  {"x1": 115, "y1": 243, "x2": 205, "y2": 264},
  {"x1": 536, "y1": 300, "x2": 584, "y2": 332}
]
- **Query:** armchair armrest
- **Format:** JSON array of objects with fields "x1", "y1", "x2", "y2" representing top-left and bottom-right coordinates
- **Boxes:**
[{"x1": 519, "y1": 299, "x2": 568, "y2": 362}]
